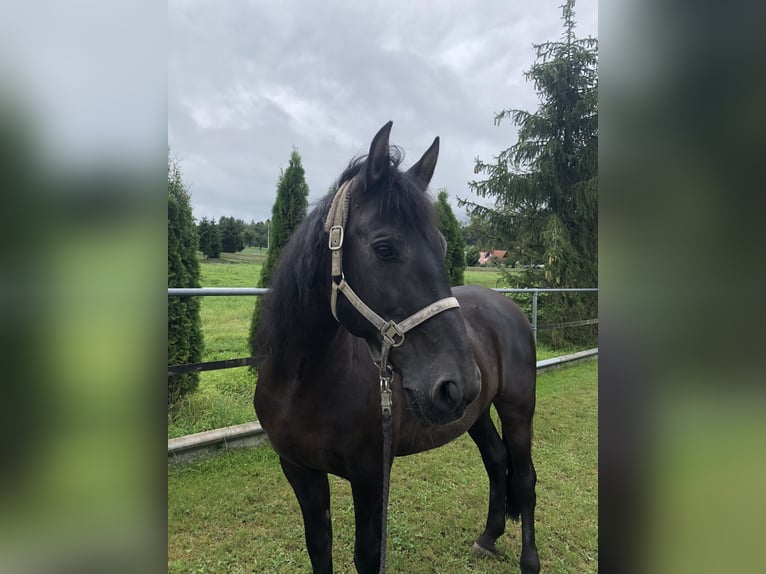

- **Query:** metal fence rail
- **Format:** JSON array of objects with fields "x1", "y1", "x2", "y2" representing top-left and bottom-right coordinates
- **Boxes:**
[
  {"x1": 168, "y1": 287, "x2": 269, "y2": 296},
  {"x1": 168, "y1": 287, "x2": 598, "y2": 296},
  {"x1": 167, "y1": 357, "x2": 254, "y2": 375},
  {"x1": 168, "y1": 287, "x2": 597, "y2": 374}
]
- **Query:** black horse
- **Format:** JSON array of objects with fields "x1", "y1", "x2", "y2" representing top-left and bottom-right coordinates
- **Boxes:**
[{"x1": 252, "y1": 122, "x2": 539, "y2": 574}]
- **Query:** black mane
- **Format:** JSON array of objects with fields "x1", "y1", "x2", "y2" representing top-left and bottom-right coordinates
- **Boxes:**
[{"x1": 252, "y1": 147, "x2": 439, "y2": 369}]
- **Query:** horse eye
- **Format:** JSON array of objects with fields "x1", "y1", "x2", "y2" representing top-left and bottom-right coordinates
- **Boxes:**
[{"x1": 373, "y1": 242, "x2": 395, "y2": 259}]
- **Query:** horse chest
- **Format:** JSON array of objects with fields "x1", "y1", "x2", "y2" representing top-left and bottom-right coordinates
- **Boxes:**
[
  {"x1": 395, "y1": 393, "x2": 487, "y2": 455},
  {"x1": 255, "y1": 372, "x2": 377, "y2": 472}
]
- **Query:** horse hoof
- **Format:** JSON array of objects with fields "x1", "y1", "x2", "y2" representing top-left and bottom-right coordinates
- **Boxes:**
[{"x1": 471, "y1": 541, "x2": 497, "y2": 558}]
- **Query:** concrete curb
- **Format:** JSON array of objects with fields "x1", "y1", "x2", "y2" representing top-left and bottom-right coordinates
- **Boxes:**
[
  {"x1": 536, "y1": 347, "x2": 598, "y2": 372},
  {"x1": 168, "y1": 348, "x2": 597, "y2": 464},
  {"x1": 168, "y1": 421, "x2": 269, "y2": 464}
]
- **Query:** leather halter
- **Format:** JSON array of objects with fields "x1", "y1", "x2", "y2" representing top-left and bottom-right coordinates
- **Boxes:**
[{"x1": 323, "y1": 176, "x2": 460, "y2": 400}]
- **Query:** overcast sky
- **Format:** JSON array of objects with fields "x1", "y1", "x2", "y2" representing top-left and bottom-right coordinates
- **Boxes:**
[{"x1": 168, "y1": 0, "x2": 597, "y2": 224}]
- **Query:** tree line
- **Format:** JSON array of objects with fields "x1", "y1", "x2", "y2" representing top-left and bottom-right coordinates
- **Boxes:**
[{"x1": 196, "y1": 216, "x2": 270, "y2": 258}]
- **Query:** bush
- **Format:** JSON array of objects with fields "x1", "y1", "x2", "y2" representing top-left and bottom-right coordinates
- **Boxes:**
[
  {"x1": 434, "y1": 190, "x2": 466, "y2": 286},
  {"x1": 168, "y1": 157, "x2": 204, "y2": 407},
  {"x1": 249, "y1": 149, "x2": 309, "y2": 357},
  {"x1": 465, "y1": 245, "x2": 481, "y2": 267},
  {"x1": 198, "y1": 217, "x2": 222, "y2": 258}
]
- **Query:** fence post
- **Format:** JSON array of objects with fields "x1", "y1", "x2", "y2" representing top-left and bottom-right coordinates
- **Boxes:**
[{"x1": 532, "y1": 290, "x2": 538, "y2": 344}]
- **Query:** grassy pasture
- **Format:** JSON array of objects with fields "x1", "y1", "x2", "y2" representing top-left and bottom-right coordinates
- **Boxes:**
[
  {"x1": 168, "y1": 258, "x2": 589, "y2": 438},
  {"x1": 168, "y1": 257, "x2": 263, "y2": 438},
  {"x1": 463, "y1": 266, "x2": 525, "y2": 289},
  {"x1": 168, "y1": 360, "x2": 597, "y2": 573}
]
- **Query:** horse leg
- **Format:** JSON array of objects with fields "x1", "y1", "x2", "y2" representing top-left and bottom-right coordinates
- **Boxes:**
[
  {"x1": 467, "y1": 408, "x2": 508, "y2": 556},
  {"x1": 279, "y1": 457, "x2": 334, "y2": 574},
  {"x1": 349, "y1": 474, "x2": 383, "y2": 574},
  {"x1": 499, "y1": 411, "x2": 540, "y2": 574}
]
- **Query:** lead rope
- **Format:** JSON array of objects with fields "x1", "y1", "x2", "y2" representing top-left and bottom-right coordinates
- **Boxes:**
[
  {"x1": 378, "y1": 343, "x2": 394, "y2": 574},
  {"x1": 379, "y1": 372, "x2": 392, "y2": 574}
]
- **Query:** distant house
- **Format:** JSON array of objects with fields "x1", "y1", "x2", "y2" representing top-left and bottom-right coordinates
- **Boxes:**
[{"x1": 478, "y1": 250, "x2": 508, "y2": 265}]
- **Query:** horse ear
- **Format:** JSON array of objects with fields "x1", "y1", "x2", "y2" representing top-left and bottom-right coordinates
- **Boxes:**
[
  {"x1": 366, "y1": 121, "x2": 393, "y2": 190},
  {"x1": 407, "y1": 136, "x2": 440, "y2": 188}
]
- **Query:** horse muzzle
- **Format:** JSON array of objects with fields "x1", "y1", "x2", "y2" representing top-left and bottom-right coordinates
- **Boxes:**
[{"x1": 404, "y1": 362, "x2": 481, "y2": 425}]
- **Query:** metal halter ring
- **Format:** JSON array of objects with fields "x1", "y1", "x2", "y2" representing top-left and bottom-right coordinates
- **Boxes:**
[{"x1": 380, "y1": 321, "x2": 405, "y2": 348}]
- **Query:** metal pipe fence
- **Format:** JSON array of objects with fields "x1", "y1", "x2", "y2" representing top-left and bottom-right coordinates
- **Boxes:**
[{"x1": 168, "y1": 287, "x2": 597, "y2": 374}]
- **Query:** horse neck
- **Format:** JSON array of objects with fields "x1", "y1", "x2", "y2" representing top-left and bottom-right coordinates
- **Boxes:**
[
  {"x1": 271, "y1": 282, "x2": 342, "y2": 376},
  {"x1": 299, "y1": 297, "x2": 340, "y2": 355}
]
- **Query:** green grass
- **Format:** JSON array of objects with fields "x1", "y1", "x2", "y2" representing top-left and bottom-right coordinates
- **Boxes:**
[
  {"x1": 168, "y1": 257, "x2": 263, "y2": 438},
  {"x1": 168, "y1": 360, "x2": 597, "y2": 573},
  {"x1": 463, "y1": 266, "x2": 505, "y2": 289},
  {"x1": 169, "y1": 260, "x2": 594, "y2": 438},
  {"x1": 218, "y1": 246, "x2": 269, "y2": 265}
]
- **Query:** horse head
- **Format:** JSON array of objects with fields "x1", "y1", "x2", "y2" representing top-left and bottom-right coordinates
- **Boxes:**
[{"x1": 328, "y1": 121, "x2": 481, "y2": 425}]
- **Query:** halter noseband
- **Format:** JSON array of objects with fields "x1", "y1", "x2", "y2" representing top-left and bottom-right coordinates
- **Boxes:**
[{"x1": 323, "y1": 177, "x2": 460, "y2": 413}]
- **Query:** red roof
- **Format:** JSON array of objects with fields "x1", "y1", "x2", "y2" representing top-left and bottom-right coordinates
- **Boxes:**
[{"x1": 478, "y1": 250, "x2": 507, "y2": 265}]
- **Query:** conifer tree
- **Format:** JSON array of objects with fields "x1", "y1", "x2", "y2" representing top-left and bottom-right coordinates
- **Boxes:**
[
  {"x1": 219, "y1": 216, "x2": 246, "y2": 253},
  {"x1": 462, "y1": 0, "x2": 597, "y2": 346},
  {"x1": 198, "y1": 217, "x2": 222, "y2": 259},
  {"x1": 249, "y1": 149, "x2": 309, "y2": 354},
  {"x1": 434, "y1": 189, "x2": 466, "y2": 286},
  {"x1": 167, "y1": 156, "x2": 203, "y2": 406}
]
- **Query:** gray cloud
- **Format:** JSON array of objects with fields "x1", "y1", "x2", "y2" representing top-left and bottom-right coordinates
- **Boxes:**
[{"x1": 169, "y1": 0, "x2": 597, "y2": 223}]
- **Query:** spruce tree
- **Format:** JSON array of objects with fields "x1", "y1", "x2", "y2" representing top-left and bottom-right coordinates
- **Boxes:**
[
  {"x1": 198, "y1": 217, "x2": 222, "y2": 258},
  {"x1": 249, "y1": 149, "x2": 309, "y2": 355},
  {"x1": 434, "y1": 189, "x2": 466, "y2": 286},
  {"x1": 219, "y1": 216, "x2": 246, "y2": 253},
  {"x1": 167, "y1": 156, "x2": 203, "y2": 406},
  {"x1": 251, "y1": 219, "x2": 269, "y2": 249},
  {"x1": 242, "y1": 221, "x2": 256, "y2": 247},
  {"x1": 462, "y1": 0, "x2": 597, "y2": 347}
]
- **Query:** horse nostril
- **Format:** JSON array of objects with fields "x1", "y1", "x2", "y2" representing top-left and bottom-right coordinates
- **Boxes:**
[{"x1": 432, "y1": 379, "x2": 464, "y2": 413}]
